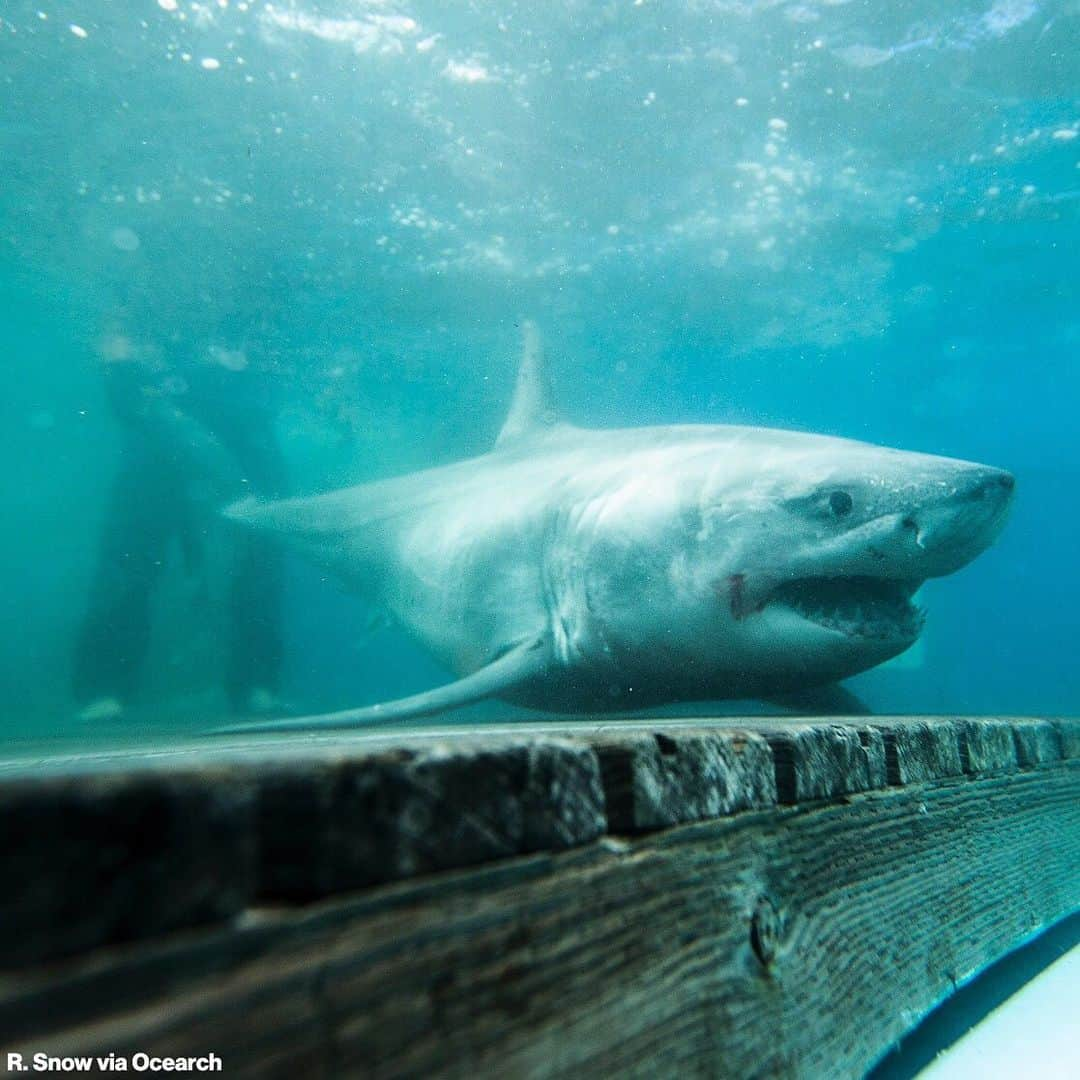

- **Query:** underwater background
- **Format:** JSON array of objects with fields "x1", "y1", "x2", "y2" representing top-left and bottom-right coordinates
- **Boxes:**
[{"x1": 1, "y1": 0, "x2": 1077, "y2": 741}]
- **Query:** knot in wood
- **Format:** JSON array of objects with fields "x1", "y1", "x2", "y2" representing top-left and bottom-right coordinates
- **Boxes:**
[{"x1": 750, "y1": 895, "x2": 782, "y2": 969}]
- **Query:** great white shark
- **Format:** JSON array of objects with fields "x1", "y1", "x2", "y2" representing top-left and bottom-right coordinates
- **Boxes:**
[{"x1": 222, "y1": 321, "x2": 1014, "y2": 731}]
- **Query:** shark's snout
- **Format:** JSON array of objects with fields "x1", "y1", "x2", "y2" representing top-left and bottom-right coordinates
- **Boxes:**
[
  {"x1": 961, "y1": 467, "x2": 1015, "y2": 502},
  {"x1": 908, "y1": 464, "x2": 1014, "y2": 575}
]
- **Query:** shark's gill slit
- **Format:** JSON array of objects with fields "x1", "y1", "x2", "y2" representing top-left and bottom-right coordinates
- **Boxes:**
[{"x1": 728, "y1": 573, "x2": 748, "y2": 621}]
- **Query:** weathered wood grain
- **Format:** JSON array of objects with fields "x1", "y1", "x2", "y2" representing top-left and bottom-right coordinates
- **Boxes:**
[
  {"x1": 1010, "y1": 718, "x2": 1063, "y2": 767},
  {"x1": 753, "y1": 722, "x2": 888, "y2": 803},
  {"x1": 1053, "y1": 716, "x2": 1080, "y2": 759},
  {"x1": 255, "y1": 738, "x2": 606, "y2": 900},
  {"x1": 2, "y1": 761, "x2": 1076, "y2": 1079},
  {"x1": 0, "y1": 716, "x2": 1076, "y2": 1079},
  {"x1": 0, "y1": 738, "x2": 606, "y2": 966},
  {"x1": 872, "y1": 718, "x2": 966, "y2": 786},
  {"x1": 0, "y1": 769, "x2": 257, "y2": 969},
  {"x1": 592, "y1": 728, "x2": 776, "y2": 831},
  {"x1": 957, "y1": 717, "x2": 1018, "y2": 774}
]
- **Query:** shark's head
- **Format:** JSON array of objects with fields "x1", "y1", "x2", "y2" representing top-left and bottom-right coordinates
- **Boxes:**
[{"x1": 581, "y1": 428, "x2": 1014, "y2": 697}]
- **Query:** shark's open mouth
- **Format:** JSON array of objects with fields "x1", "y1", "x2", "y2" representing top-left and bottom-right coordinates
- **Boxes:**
[{"x1": 770, "y1": 576, "x2": 924, "y2": 641}]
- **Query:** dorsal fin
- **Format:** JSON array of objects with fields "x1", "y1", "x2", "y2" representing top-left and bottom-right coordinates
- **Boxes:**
[{"x1": 495, "y1": 319, "x2": 564, "y2": 448}]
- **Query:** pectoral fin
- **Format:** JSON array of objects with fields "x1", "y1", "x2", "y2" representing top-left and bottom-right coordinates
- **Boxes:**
[{"x1": 214, "y1": 636, "x2": 550, "y2": 734}]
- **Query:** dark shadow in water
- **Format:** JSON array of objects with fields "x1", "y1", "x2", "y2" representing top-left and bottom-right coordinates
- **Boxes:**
[{"x1": 868, "y1": 910, "x2": 1080, "y2": 1079}]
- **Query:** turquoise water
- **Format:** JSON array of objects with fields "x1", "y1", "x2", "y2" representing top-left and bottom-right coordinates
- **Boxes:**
[{"x1": 1, "y1": 1, "x2": 1077, "y2": 739}]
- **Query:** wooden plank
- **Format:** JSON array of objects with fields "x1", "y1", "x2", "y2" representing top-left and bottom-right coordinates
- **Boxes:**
[
  {"x1": 1010, "y1": 718, "x2": 1064, "y2": 767},
  {"x1": 747, "y1": 721, "x2": 888, "y2": 803},
  {"x1": 957, "y1": 717, "x2": 1019, "y2": 774},
  {"x1": 1052, "y1": 716, "x2": 1080, "y2": 759},
  {"x1": 0, "y1": 716, "x2": 1077, "y2": 1078},
  {"x1": 591, "y1": 728, "x2": 776, "y2": 831},
  {"x1": 0, "y1": 769, "x2": 257, "y2": 969},
  {"x1": 869, "y1": 717, "x2": 966, "y2": 785},
  {"x1": 255, "y1": 738, "x2": 606, "y2": 900},
  {"x1": 1, "y1": 717, "x2": 1076, "y2": 968},
  {"x1": 0, "y1": 737, "x2": 606, "y2": 965},
  {"x1": 1, "y1": 761, "x2": 1076, "y2": 1079}
]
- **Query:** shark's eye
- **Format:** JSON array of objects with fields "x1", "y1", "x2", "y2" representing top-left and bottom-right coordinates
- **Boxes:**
[{"x1": 829, "y1": 490, "x2": 854, "y2": 517}]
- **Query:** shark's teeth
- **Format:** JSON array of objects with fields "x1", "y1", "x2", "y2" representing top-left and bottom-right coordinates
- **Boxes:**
[{"x1": 771, "y1": 576, "x2": 922, "y2": 641}]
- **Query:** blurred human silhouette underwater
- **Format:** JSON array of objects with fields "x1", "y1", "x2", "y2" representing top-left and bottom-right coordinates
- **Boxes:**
[{"x1": 72, "y1": 336, "x2": 287, "y2": 723}]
